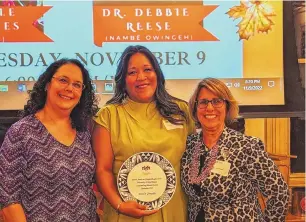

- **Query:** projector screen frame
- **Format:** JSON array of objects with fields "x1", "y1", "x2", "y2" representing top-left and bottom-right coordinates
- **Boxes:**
[
  {"x1": 0, "y1": 1, "x2": 304, "y2": 120},
  {"x1": 239, "y1": 1, "x2": 305, "y2": 119}
]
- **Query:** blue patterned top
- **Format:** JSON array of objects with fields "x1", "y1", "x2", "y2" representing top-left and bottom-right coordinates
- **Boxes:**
[{"x1": 0, "y1": 115, "x2": 97, "y2": 222}]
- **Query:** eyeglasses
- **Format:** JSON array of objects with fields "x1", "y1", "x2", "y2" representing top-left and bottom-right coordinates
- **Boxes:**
[
  {"x1": 52, "y1": 76, "x2": 85, "y2": 91},
  {"x1": 196, "y1": 98, "x2": 226, "y2": 109}
]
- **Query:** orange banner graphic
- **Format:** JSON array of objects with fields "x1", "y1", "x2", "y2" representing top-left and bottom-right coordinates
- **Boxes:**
[
  {"x1": 0, "y1": 6, "x2": 53, "y2": 42},
  {"x1": 93, "y1": 5, "x2": 218, "y2": 47}
]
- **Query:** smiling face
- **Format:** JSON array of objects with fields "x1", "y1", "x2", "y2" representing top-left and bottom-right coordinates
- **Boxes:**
[
  {"x1": 45, "y1": 63, "x2": 83, "y2": 112},
  {"x1": 196, "y1": 87, "x2": 227, "y2": 132},
  {"x1": 125, "y1": 53, "x2": 157, "y2": 103}
]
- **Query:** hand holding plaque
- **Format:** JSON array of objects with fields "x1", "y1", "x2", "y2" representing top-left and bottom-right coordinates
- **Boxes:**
[{"x1": 117, "y1": 152, "x2": 176, "y2": 210}]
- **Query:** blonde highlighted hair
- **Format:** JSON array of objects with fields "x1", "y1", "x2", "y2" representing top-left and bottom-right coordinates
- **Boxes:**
[{"x1": 189, "y1": 78, "x2": 239, "y2": 127}]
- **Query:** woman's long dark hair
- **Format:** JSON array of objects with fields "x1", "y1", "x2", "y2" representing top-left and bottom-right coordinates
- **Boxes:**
[
  {"x1": 21, "y1": 58, "x2": 99, "y2": 131},
  {"x1": 107, "y1": 45, "x2": 187, "y2": 125}
]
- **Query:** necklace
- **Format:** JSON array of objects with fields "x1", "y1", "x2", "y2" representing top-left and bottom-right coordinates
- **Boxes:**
[{"x1": 188, "y1": 132, "x2": 221, "y2": 185}]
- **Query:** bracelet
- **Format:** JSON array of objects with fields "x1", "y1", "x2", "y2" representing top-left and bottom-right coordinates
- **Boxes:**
[{"x1": 116, "y1": 201, "x2": 123, "y2": 214}]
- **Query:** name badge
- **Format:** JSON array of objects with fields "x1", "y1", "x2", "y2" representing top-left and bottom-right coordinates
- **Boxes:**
[
  {"x1": 163, "y1": 120, "x2": 183, "y2": 130},
  {"x1": 211, "y1": 160, "x2": 231, "y2": 176}
]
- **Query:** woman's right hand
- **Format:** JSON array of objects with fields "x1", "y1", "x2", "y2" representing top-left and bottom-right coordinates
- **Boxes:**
[
  {"x1": 93, "y1": 125, "x2": 158, "y2": 219},
  {"x1": 118, "y1": 201, "x2": 159, "y2": 218}
]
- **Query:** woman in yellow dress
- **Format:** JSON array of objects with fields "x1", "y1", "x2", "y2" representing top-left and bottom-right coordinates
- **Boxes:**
[{"x1": 92, "y1": 45, "x2": 195, "y2": 222}]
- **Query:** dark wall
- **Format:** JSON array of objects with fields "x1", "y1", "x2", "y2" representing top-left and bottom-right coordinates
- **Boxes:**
[
  {"x1": 0, "y1": 110, "x2": 20, "y2": 146},
  {"x1": 290, "y1": 117, "x2": 305, "y2": 173}
]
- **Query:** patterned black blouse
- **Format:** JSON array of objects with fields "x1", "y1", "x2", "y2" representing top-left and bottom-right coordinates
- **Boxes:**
[{"x1": 181, "y1": 127, "x2": 289, "y2": 222}]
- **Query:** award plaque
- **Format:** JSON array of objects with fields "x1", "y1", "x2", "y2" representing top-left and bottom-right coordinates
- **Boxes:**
[{"x1": 117, "y1": 152, "x2": 176, "y2": 210}]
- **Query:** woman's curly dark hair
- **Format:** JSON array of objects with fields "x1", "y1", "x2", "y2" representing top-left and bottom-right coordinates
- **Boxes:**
[
  {"x1": 107, "y1": 45, "x2": 187, "y2": 125},
  {"x1": 21, "y1": 58, "x2": 99, "y2": 132}
]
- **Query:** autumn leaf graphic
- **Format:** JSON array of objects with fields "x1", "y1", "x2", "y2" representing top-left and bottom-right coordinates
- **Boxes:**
[
  {"x1": 226, "y1": 2, "x2": 248, "y2": 19},
  {"x1": 226, "y1": 1, "x2": 276, "y2": 40}
]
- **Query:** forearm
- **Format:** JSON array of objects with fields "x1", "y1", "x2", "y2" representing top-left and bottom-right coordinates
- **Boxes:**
[
  {"x1": 2, "y1": 203, "x2": 27, "y2": 222},
  {"x1": 263, "y1": 186, "x2": 289, "y2": 221},
  {"x1": 96, "y1": 169, "x2": 122, "y2": 210}
]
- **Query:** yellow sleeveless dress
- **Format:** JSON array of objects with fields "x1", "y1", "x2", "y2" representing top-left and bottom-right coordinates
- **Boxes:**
[{"x1": 94, "y1": 98, "x2": 195, "y2": 222}]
